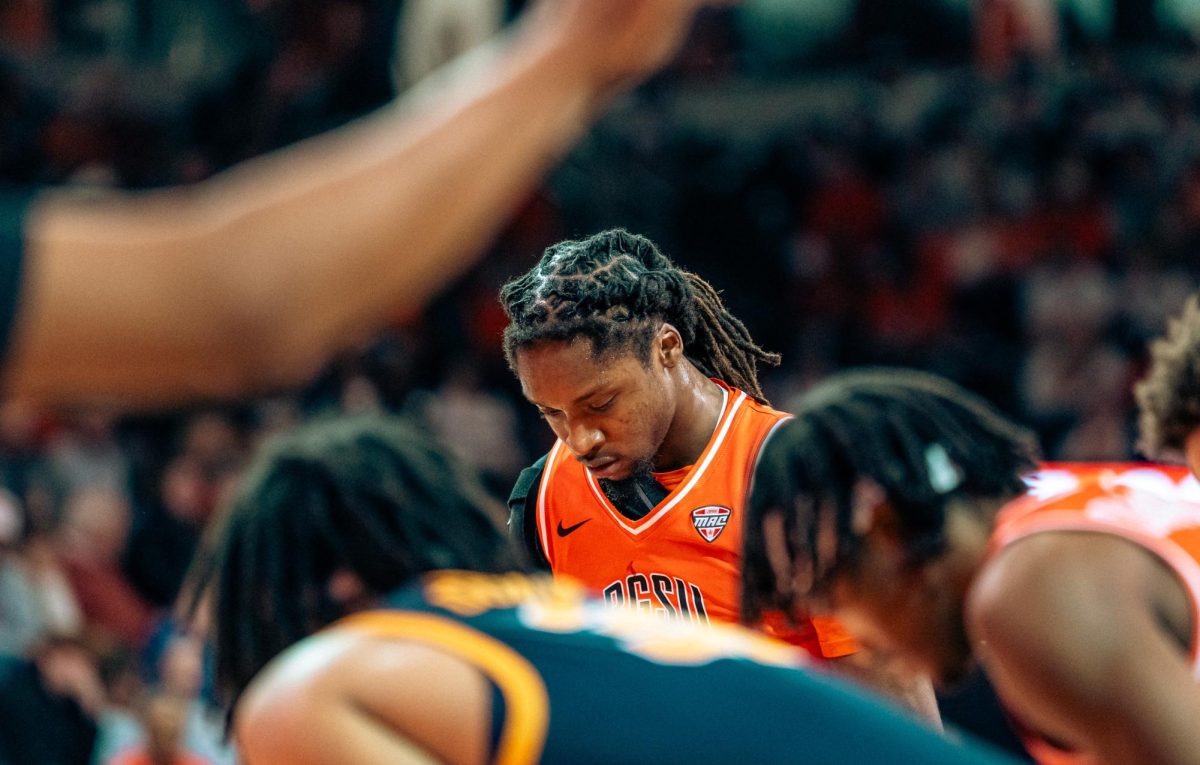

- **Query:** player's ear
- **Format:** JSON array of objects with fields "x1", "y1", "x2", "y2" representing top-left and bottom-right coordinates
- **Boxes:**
[{"x1": 656, "y1": 323, "x2": 684, "y2": 367}]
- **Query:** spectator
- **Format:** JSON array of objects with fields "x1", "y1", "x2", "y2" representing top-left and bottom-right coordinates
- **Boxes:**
[
  {"x1": 0, "y1": 487, "x2": 42, "y2": 656},
  {"x1": 56, "y1": 486, "x2": 157, "y2": 649},
  {"x1": 420, "y1": 360, "x2": 526, "y2": 489},
  {"x1": 0, "y1": 503, "x2": 84, "y2": 655},
  {"x1": 47, "y1": 410, "x2": 130, "y2": 497},
  {"x1": 90, "y1": 648, "x2": 145, "y2": 765},
  {"x1": 124, "y1": 458, "x2": 209, "y2": 609}
]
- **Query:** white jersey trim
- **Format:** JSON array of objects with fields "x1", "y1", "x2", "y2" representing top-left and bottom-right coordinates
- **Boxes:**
[
  {"x1": 582, "y1": 388, "x2": 745, "y2": 536},
  {"x1": 536, "y1": 440, "x2": 567, "y2": 566}
]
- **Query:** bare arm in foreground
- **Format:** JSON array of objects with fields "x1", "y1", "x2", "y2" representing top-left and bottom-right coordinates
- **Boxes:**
[{"x1": 5, "y1": 0, "x2": 715, "y2": 407}]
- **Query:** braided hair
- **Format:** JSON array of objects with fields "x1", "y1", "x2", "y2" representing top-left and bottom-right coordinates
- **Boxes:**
[
  {"x1": 743, "y1": 368, "x2": 1039, "y2": 626},
  {"x1": 500, "y1": 229, "x2": 780, "y2": 401},
  {"x1": 198, "y1": 415, "x2": 520, "y2": 711}
]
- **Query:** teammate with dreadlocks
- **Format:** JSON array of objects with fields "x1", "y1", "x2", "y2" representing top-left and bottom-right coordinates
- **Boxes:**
[
  {"x1": 746, "y1": 368, "x2": 1200, "y2": 765},
  {"x1": 198, "y1": 415, "x2": 1015, "y2": 765},
  {"x1": 500, "y1": 228, "x2": 940, "y2": 721}
]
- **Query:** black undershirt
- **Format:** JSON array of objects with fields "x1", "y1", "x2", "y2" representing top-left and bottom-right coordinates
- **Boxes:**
[{"x1": 596, "y1": 474, "x2": 670, "y2": 521}]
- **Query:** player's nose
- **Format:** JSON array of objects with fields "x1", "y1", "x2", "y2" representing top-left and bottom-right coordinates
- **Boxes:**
[{"x1": 564, "y1": 421, "x2": 604, "y2": 458}]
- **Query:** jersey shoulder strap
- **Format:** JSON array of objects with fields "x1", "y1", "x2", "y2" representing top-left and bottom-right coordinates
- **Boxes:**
[{"x1": 508, "y1": 452, "x2": 550, "y2": 570}]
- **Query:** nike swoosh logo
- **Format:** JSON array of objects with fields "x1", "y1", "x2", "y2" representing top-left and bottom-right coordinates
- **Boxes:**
[{"x1": 557, "y1": 518, "x2": 591, "y2": 537}]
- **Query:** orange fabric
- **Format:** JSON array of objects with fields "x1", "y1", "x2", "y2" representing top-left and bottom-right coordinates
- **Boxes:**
[
  {"x1": 106, "y1": 750, "x2": 209, "y2": 765},
  {"x1": 535, "y1": 380, "x2": 857, "y2": 658},
  {"x1": 652, "y1": 465, "x2": 690, "y2": 492},
  {"x1": 758, "y1": 611, "x2": 859, "y2": 659},
  {"x1": 1019, "y1": 739, "x2": 1099, "y2": 765},
  {"x1": 994, "y1": 462, "x2": 1200, "y2": 765}
]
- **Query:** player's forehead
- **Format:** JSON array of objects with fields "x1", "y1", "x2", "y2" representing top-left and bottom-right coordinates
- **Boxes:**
[{"x1": 514, "y1": 337, "x2": 646, "y2": 405}]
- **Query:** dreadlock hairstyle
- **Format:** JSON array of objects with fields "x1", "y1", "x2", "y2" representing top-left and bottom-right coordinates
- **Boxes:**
[
  {"x1": 199, "y1": 415, "x2": 521, "y2": 712},
  {"x1": 500, "y1": 228, "x2": 781, "y2": 401},
  {"x1": 742, "y1": 368, "x2": 1040, "y2": 627},
  {"x1": 1136, "y1": 294, "x2": 1200, "y2": 461}
]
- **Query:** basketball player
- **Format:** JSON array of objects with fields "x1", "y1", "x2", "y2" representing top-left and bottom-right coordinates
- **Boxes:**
[
  {"x1": 500, "y1": 229, "x2": 789, "y2": 625},
  {"x1": 0, "y1": 0, "x2": 711, "y2": 407},
  {"x1": 197, "y1": 415, "x2": 1013, "y2": 765},
  {"x1": 745, "y1": 368, "x2": 1200, "y2": 765},
  {"x1": 500, "y1": 229, "x2": 939, "y2": 719}
]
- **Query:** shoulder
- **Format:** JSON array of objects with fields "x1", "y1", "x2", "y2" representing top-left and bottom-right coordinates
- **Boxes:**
[
  {"x1": 233, "y1": 629, "x2": 363, "y2": 756},
  {"x1": 973, "y1": 529, "x2": 1181, "y2": 633},
  {"x1": 715, "y1": 380, "x2": 789, "y2": 421},
  {"x1": 967, "y1": 531, "x2": 1176, "y2": 710},
  {"x1": 508, "y1": 452, "x2": 550, "y2": 508},
  {"x1": 721, "y1": 382, "x2": 791, "y2": 445},
  {"x1": 970, "y1": 515, "x2": 1200, "y2": 761},
  {"x1": 508, "y1": 452, "x2": 552, "y2": 569},
  {"x1": 970, "y1": 533, "x2": 1145, "y2": 655},
  {"x1": 236, "y1": 625, "x2": 490, "y2": 765}
]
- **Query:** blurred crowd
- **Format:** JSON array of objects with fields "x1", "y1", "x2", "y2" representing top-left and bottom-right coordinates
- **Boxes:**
[{"x1": 4, "y1": 0, "x2": 1200, "y2": 763}]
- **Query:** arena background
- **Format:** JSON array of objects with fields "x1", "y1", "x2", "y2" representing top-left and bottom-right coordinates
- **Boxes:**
[{"x1": 1, "y1": 0, "x2": 1199, "y2": 762}]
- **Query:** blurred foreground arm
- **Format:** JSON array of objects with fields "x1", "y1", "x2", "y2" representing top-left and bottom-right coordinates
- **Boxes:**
[{"x1": 5, "y1": 0, "x2": 712, "y2": 407}]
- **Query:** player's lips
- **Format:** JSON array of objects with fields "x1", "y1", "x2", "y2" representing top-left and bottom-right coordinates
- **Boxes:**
[{"x1": 584, "y1": 456, "x2": 621, "y2": 478}]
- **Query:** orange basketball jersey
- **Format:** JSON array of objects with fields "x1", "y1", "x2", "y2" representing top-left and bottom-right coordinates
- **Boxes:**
[
  {"x1": 993, "y1": 463, "x2": 1200, "y2": 765},
  {"x1": 534, "y1": 379, "x2": 856, "y2": 658}
]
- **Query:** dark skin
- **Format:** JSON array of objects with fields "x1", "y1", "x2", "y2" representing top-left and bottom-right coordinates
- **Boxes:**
[
  {"x1": 969, "y1": 532, "x2": 1198, "y2": 765},
  {"x1": 2, "y1": 0, "x2": 720, "y2": 408},
  {"x1": 513, "y1": 324, "x2": 723, "y2": 481},
  {"x1": 817, "y1": 498, "x2": 1200, "y2": 764},
  {"x1": 238, "y1": 628, "x2": 486, "y2": 765}
]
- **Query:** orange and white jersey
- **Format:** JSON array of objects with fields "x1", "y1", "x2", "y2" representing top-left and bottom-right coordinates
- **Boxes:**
[
  {"x1": 534, "y1": 379, "x2": 856, "y2": 658},
  {"x1": 998, "y1": 461, "x2": 1200, "y2": 674},
  {"x1": 994, "y1": 462, "x2": 1200, "y2": 764}
]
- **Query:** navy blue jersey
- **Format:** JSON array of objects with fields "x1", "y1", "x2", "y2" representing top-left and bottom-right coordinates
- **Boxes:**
[{"x1": 332, "y1": 571, "x2": 1016, "y2": 765}]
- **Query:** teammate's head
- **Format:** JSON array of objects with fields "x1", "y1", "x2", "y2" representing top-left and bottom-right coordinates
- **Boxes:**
[
  {"x1": 199, "y1": 415, "x2": 519, "y2": 709},
  {"x1": 1136, "y1": 295, "x2": 1200, "y2": 475},
  {"x1": 500, "y1": 228, "x2": 779, "y2": 479},
  {"x1": 743, "y1": 369, "x2": 1039, "y2": 684}
]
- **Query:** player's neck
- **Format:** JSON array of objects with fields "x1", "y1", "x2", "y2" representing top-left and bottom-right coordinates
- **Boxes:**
[{"x1": 652, "y1": 363, "x2": 723, "y2": 472}]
